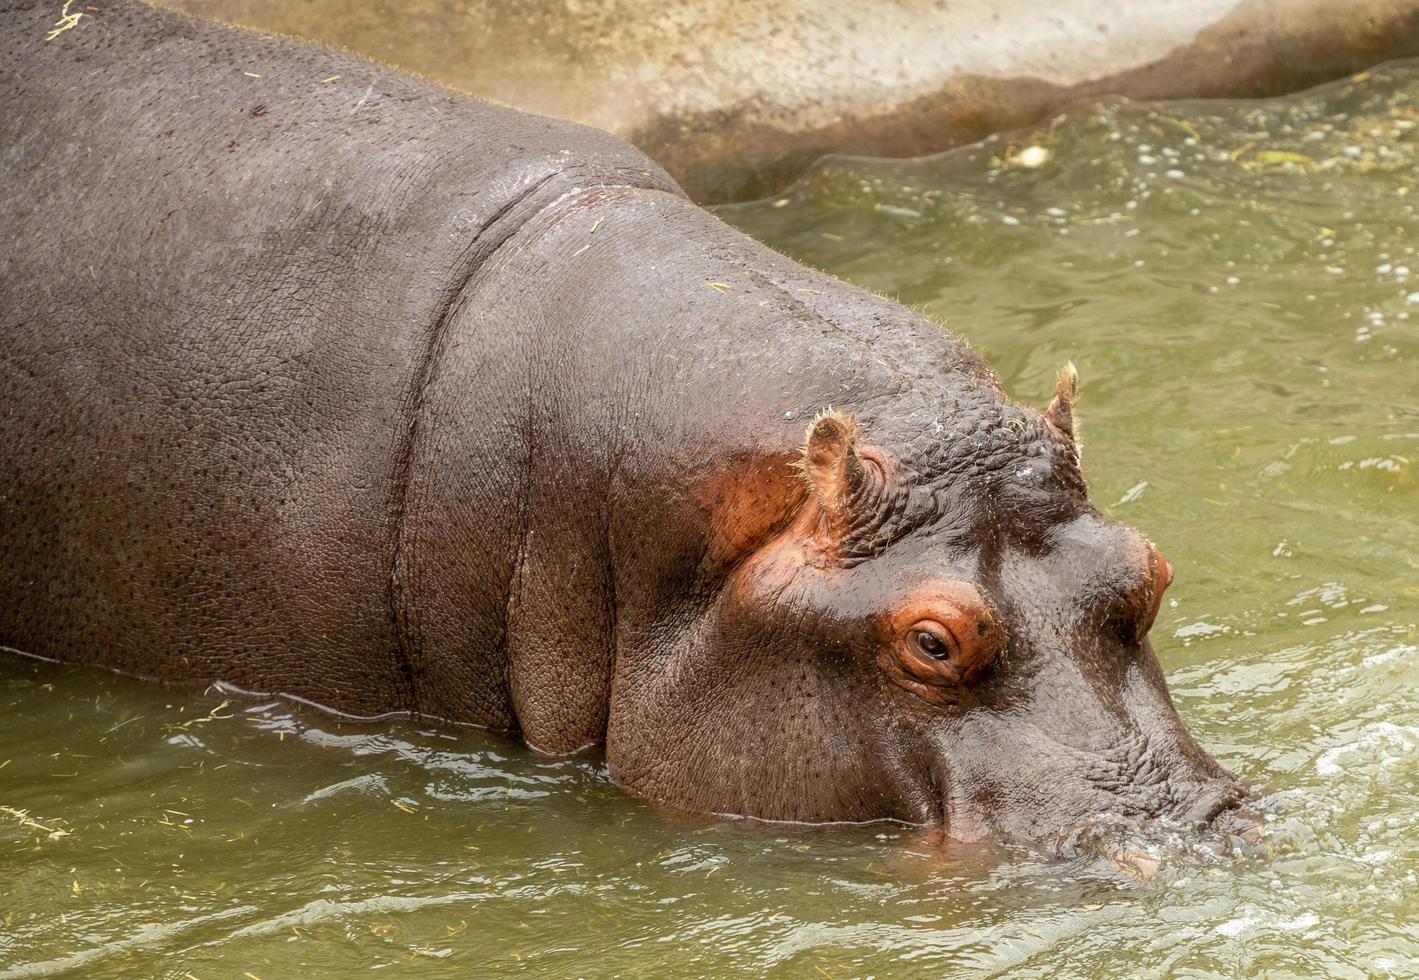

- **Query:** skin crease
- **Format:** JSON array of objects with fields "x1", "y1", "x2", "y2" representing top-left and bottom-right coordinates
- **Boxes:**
[{"x1": 0, "y1": 0, "x2": 1255, "y2": 845}]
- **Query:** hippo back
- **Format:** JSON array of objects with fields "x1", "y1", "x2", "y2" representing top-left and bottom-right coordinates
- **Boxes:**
[{"x1": 0, "y1": 0, "x2": 679, "y2": 715}]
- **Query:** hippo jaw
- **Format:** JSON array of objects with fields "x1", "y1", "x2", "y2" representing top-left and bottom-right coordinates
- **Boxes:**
[{"x1": 924, "y1": 691, "x2": 1259, "y2": 849}]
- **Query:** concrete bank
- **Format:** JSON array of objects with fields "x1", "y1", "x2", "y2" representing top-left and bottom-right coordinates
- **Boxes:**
[{"x1": 161, "y1": 0, "x2": 1419, "y2": 201}]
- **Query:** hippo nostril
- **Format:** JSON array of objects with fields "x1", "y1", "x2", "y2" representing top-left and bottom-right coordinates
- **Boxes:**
[
  {"x1": 1177, "y1": 781, "x2": 1263, "y2": 842},
  {"x1": 1177, "y1": 780, "x2": 1245, "y2": 828},
  {"x1": 1212, "y1": 809, "x2": 1264, "y2": 844}
]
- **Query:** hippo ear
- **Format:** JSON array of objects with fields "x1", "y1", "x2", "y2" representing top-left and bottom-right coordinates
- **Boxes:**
[
  {"x1": 798, "y1": 408, "x2": 867, "y2": 529},
  {"x1": 1044, "y1": 362, "x2": 1079, "y2": 445}
]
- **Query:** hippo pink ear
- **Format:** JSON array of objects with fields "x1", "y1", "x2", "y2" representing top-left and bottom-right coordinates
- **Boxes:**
[
  {"x1": 1044, "y1": 362, "x2": 1080, "y2": 447},
  {"x1": 797, "y1": 408, "x2": 868, "y2": 532}
]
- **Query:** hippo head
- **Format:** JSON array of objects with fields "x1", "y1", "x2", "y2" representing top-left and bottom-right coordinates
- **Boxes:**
[{"x1": 608, "y1": 365, "x2": 1255, "y2": 851}]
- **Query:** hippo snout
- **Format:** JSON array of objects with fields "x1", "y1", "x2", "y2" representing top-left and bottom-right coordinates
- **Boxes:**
[{"x1": 1176, "y1": 779, "x2": 1263, "y2": 843}]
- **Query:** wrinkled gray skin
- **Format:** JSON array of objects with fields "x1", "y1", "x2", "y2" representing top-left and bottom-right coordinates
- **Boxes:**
[{"x1": 0, "y1": 0, "x2": 1252, "y2": 845}]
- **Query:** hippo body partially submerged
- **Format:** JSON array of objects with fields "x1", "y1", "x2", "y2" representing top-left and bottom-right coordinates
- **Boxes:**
[{"x1": 0, "y1": 0, "x2": 1248, "y2": 842}]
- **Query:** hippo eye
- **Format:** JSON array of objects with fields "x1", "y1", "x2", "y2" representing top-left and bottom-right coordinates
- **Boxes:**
[
  {"x1": 878, "y1": 594, "x2": 1002, "y2": 705},
  {"x1": 913, "y1": 628, "x2": 953, "y2": 660}
]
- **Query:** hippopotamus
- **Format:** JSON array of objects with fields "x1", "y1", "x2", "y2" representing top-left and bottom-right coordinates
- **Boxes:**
[{"x1": 0, "y1": 0, "x2": 1254, "y2": 846}]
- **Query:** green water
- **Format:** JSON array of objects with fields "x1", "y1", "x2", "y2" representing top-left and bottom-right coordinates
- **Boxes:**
[{"x1": 4, "y1": 64, "x2": 1419, "y2": 978}]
